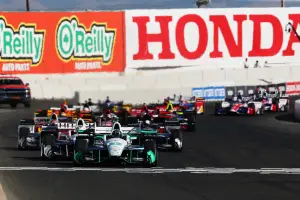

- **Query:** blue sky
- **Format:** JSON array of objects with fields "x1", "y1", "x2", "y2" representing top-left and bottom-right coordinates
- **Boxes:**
[{"x1": 0, "y1": 0, "x2": 298, "y2": 10}]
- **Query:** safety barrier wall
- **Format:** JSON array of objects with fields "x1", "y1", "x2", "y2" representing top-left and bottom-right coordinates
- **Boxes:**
[
  {"x1": 295, "y1": 100, "x2": 300, "y2": 120},
  {"x1": 19, "y1": 65, "x2": 300, "y2": 103}
]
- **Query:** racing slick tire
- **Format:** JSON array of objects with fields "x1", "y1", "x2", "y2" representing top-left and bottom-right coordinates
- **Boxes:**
[
  {"x1": 259, "y1": 106, "x2": 264, "y2": 115},
  {"x1": 17, "y1": 127, "x2": 30, "y2": 150},
  {"x1": 282, "y1": 105, "x2": 288, "y2": 112},
  {"x1": 74, "y1": 139, "x2": 88, "y2": 166},
  {"x1": 171, "y1": 129, "x2": 183, "y2": 151},
  {"x1": 40, "y1": 134, "x2": 56, "y2": 160},
  {"x1": 143, "y1": 140, "x2": 158, "y2": 167},
  {"x1": 186, "y1": 114, "x2": 196, "y2": 132},
  {"x1": 214, "y1": 103, "x2": 221, "y2": 115}
]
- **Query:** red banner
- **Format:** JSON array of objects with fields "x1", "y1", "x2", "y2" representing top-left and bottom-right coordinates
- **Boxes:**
[
  {"x1": 0, "y1": 11, "x2": 125, "y2": 74},
  {"x1": 286, "y1": 82, "x2": 300, "y2": 95}
]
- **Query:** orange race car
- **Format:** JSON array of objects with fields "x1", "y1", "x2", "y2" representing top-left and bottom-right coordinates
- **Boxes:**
[{"x1": 34, "y1": 101, "x2": 94, "y2": 123}]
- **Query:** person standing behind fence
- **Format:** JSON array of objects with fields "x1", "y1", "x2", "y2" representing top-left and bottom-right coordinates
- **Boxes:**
[
  {"x1": 254, "y1": 60, "x2": 260, "y2": 68},
  {"x1": 244, "y1": 58, "x2": 249, "y2": 69}
]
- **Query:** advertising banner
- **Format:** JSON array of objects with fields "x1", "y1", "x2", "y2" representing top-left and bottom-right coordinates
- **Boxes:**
[
  {"x1": 245, "y1": 85, "x2": 256, "y2": 96},
  {"x1": 192, "y1": 86, "x2": 225, "y2": 101},
  {"x1": 0, "y1": 12, "x2": 125, "y2": 74},
  {"x1": 276, "y1": 82, "x2": 287, "y2": 94},
  {"x1": 235, "y1": 86, "x2": 246, "y2": 96},
  {"x1": 286, "y1": 82, "x2": 300, "y2": 95},
  {"x1": 224, "y1": 86, "x2": 236, "y2": 98},
  {"x1": 125, "y1": 8, "x2": 300, "y2": 70}
]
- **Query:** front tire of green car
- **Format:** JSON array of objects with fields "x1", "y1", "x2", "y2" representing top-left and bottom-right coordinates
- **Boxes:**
[{"x1": 143, "y1": 140, "x2": 158, "y2": 167}]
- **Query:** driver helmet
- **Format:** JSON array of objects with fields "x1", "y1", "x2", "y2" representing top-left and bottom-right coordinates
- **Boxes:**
[
  {"x1": 104, "y1": 110, "x2": 112, "y2": 119},
  {"x1": 83, "y1": 106, "x2": 90, "y2": 111},
  {"x1": 60, "y1": 112, "x2": 66, "y2": 117},
  {"x1": 144, "y1": 120, "x2": 151, "y2": 126}
]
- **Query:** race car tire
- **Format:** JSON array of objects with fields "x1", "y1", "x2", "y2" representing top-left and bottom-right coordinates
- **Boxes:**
[
  {"x1": 73, "y1": 139, "x2": 89, "y2": 166},
  {"x1": 171, "y1": 129, "x2": 183, "y2": 151},
  {"x1": 17, "y1": 127, "x2": 30, "y2": 150},
  {"x1": 40, "y1": 134, "x2": 56, "y2": 160},
  {"x1": 143, "y1": 140, "x2": 158, "y2": 167},
  {"x1": 75, "y1": 138, "x2": 88, "y2": 153},
  {"x1": 214, "y1": 103, "x2": 222, "y2": 115},
  {"x1": 44, "y1": 134, "x2": 56, "y2": 146},
  {"x1": 260, "y1": 107, "x2": 264, "y2": 115},
  {"x1": 186, "y1": 114, "x2": 196, "y2": 132}
]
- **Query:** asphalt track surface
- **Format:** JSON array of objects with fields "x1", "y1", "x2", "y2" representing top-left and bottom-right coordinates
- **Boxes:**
[{"x1": 1, "y1": 99, "x2": 300, "y2": 199}]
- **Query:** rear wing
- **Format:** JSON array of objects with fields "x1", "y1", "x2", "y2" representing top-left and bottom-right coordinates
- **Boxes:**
[
  {"x1": 49, "y1": 107, "x2": 77, "y2": 111},
  {"x1": 20, "y1": 119, "x2": 35, "y2": 125},
  {"x1": 18, "y1": 124, "x2": 35, "y2": 133},
  {"x1": 93, "y1": 126, "x2": 138, "y2": 135},
  {"x1": 34, "y1": 117, "x2": 50, "y2": 124}
]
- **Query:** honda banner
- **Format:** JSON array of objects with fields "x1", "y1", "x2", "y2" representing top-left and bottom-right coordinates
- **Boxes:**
[{"x1": 125, "y1": 8, "x2": 300, "y2": 70}]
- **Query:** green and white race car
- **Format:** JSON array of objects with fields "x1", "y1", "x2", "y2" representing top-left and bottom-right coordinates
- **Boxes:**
[{"x1": 73, "y1": 122, "x2": 158, "y2": 167}]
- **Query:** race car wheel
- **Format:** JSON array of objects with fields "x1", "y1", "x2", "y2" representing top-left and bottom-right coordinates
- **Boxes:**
[
  {"x1": 41, "y1": 134, "x2": 56, "y2": 160},
  {"x1": 260, "y1": 107, "x2": 264, "y2": 115},
  {"x1": 143, "y1": 140, "x2": 158, "y2": 167},
  {"x1": 187, "y1": 114, "x2": 196, "y2": 132},
  {"x1": 17, "y1": 127, "x2": 30, "y2": 150},
  {"x1": 283, "y1": 105, "x2": 288, "y2": 112},
  {"x1": 75, "y1": 138, "x2": 88, "y2": 153},
  {"x1": 214, "y1": 103, "x2": 221, "y2": 115},
  {"x1": 171, "y1": 129, "x2": 183, "y2": 151}
]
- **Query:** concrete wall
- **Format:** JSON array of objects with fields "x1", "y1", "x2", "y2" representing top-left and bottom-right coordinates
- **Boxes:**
[
  {"x1": 295, "y1": 100, "x2": 300, "y2": 120},
  {"x1": 19, "y1": 63, "x2": 300, "y2": 104}
]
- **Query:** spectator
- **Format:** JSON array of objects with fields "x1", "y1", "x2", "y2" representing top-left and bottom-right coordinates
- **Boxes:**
[
  {"x1": 264, "y1": 61, "x2": 269, "y2": 68},
  {"x1": 243, "y1": 58, "x2": 249, "y2": 69},
  {"x1": 254, "y1": 60, "x2": 260, "y2": 68}
]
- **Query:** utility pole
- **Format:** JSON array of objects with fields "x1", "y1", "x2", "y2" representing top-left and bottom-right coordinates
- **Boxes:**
[
  {"x1": 281, "y1": 0, "x2": 284, "y2": 7},
  {"x1": 26, "y1": 0, "x2": 30, "y2": 11}
]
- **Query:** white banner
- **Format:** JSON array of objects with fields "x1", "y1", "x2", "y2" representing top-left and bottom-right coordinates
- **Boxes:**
[{"x1": 125, "y1": 8, "x2": 300, "y2": 70}]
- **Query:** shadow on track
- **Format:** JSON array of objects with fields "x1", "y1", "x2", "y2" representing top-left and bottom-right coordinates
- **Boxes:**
[
  {"x1": 11, "y1": 156, "x2": 157, "y2": 168},
  {"x1": 275, "y1": 113, "x2": 299, "y2": 123}
]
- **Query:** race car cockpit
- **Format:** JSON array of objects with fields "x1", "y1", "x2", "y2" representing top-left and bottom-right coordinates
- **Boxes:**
[{"x1": 108, "y1": 122, "x2": 126, "y2": 139}]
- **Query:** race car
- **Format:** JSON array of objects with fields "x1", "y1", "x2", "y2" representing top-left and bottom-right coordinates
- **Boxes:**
[
  {"x1": 256, "y1": 96, "x2": 289, "y2": 112},
  {"x1": 17, "y1": 113, "x2": 73, "y2": 150},
  {"x1": 152, "y1": 111, "x2": 196, "y2": 131},
  {"x1": 170, "y1": 96, "x2": 205, "y2": 115},
  {"x1": 215, "y1": 97, "x2": 264, "y2": 115},
  {"x1": 96, "y1": 109, "x2": 119, "y2": 126},
  {"x1": 39, "y1": 117, "x2": 94, "y2": 159},
  {"x1": 139, "y1": 120, "x2": 183, "y2": 151},
  {"x1": 73, "y1": 122, "x2": 158, "y2": 167}
]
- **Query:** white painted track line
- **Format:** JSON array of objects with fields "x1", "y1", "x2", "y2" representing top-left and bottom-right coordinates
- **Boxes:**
[{"x1": 1, "y1": 167, "x2": 300, "y2": 174}]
